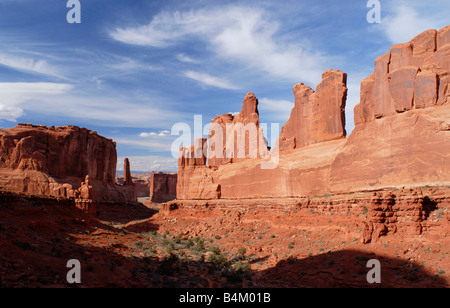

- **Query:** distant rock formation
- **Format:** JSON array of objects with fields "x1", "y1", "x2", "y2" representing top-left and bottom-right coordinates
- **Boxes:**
[
  {"x1": 0, "y1": 124, "x2": 136, "y2": 202},
  {"x1": 123, "y1": 158, "x2": 134, "y2": 186},
  {"x1": 149, "y1": 171, "x2": 177, "y2": 203},
  {"x1": 176, "y1": 26, "x2": 450, "y2": 200}
]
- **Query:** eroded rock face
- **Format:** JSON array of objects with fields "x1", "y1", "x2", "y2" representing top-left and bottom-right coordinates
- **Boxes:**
[
  {"x1": 278, "y1": 69, "x2": 347, "y2": 150},
  {"x1": 208, "y1": 93, "x2": 269, "y2": 168},
  {"x1": 123, "y1": 158, "x2": 133, "y2": 186},
  {"x1": 354, "y1": 26, "x2": 450, "y2": 124},
  {"x1": 149, "y1": 171, "x2": 177, "y2": 203},
  {"x1": 0, "y1": 124, "x2": 117, "y2": 182},
  {"x1": 0, "y1": 124, "x2": 136, "y2": 202},
  {"x1": 175, "y1": 26, "x2": 450, "y2": 201},
  {"x1": 177, "y1": 138, "x2": 221, "y2": 200}
]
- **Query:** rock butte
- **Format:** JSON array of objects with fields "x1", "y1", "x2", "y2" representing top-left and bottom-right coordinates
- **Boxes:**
[
  {"x1": 0, "y1": 124, "x2": 136, "y2": 204},
  {"x1": 177, "y1": 26, "x2": 450, "y2": 201}
]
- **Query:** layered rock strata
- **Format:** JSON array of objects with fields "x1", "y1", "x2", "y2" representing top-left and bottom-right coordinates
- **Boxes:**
[{"x1": 0, "y1": 124, "x2": 136, "y2": 202}]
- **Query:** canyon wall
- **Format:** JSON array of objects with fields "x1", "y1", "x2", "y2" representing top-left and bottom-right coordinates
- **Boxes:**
[
  {"x1": 0, "y1": 124, "x2": 136, "y2": 202},
  {"x1": 177, "y1": 26, "x2": 450, "y2": 200}
]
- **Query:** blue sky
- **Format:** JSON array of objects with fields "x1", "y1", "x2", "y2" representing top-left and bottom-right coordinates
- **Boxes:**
[{"x1": 0, "y1": 0, "x2": 449, "y2": 172}]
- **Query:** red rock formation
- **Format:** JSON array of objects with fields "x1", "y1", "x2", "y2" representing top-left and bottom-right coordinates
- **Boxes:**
[
  {"x1": 0, "y1": 124, "x2": 136, "y2": 202},
  {"x1": 208, "y1": 93, "x2": 269, "y2": 167},
  {"x1": 123, "y1": 158, "x2": 133, "y2": 186},
  {"x1": 117, "y1": 173, "x2": 152, "y2": 198},
  {"x1": 177, "y1": 138, "x2": 221, "y2": 200},
  {"x1": 354, "y1": 26, "x2": 450, "y2": 124},
  {"x1": 0, "y1": 124, "x2": 117, "y2": 181},
  {"x1": 149, "y1": 171, "x2": 177, "y2": 203},
  {"x1": 278, "y1": 69, "x2": 347, "y2": 150},
  {"x1": 176, "y1": 26, "x2": 450, "y2": 201}
]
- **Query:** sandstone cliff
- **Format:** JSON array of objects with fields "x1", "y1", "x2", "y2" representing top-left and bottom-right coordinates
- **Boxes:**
[
  {"x1": 0, "y1": 124, "x2": 136, "y2": 202},
  {"x1": 278, "y1": 69, "x2": 347, "y2": 150},
  {"x1": 177, "y1": 26, "x2": 450, "y2": 200},
  {"x1": 208, "y1": 93, "x2": 269, "y2": 167}
]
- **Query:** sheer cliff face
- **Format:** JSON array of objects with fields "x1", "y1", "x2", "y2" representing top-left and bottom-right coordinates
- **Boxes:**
[
  {"x1": 354, "y1": 26, "x2": 450, "y2": 124},
  {"x1": 278, "y1": 69, "x2": 347, "y2": 151},
  {"x1": 0, "y1": 124, "x2": 117, "y2": 183}
]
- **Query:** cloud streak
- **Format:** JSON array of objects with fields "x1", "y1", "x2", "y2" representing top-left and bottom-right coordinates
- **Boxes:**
[
  {"x1": 117, "y1": 155, "x2": 178, "y2": 172},
  {"x1": 110, "y1": 5, "x2": 326, "y2": 85},
  {"x1": 184, "y1": 71, "x2": 239, "y2": 90},
  {"x1": 0, "y1": 53, "x2": 66, "y2": 80},
  {"x1": 258, "y1": 97, "x2": 294, "y2": 122}
]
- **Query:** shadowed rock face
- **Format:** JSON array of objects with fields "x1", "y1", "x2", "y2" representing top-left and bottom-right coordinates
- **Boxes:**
[
  {"x1": 149, "y1": 172, "x2": 177, "y2": 203},
  {"x1": 176, "y1": 26, "x2": 450, "y2": 201},
  {"x1": 0, "y1": 124, "x2": 136, "y2": 202}
]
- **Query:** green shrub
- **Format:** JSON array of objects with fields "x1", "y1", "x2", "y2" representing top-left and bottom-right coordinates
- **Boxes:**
[
  {"x1": 237, "y1": 247, "x2": 247, "y2": 259},
  {"x1": 174, "y1": 233, "x2": 183, "y2": 244},
  {"x1": 234, "y1": 261, "x2": 251, "y2": 272}
]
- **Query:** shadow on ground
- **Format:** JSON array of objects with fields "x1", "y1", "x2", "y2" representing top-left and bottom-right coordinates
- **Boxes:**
[
  {"x1": 254, "y1": 250, "x2": 448, "y2": 288},
  {"x1": 0, "y1": 193, "x2": 447, "y2": 288}
]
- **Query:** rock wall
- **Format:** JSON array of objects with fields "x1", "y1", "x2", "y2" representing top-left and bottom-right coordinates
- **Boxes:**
[
  {"x1": 177, "y1": 138, "x2": 221, "y2": 200},
  {"x1": 149, "y1": 171, "x2": 177, "y2": 203},
  {"x1": 331, "y1": 25, "x2": 450, "y2": 193},
  {"x1": 0, "y1": 124, "x2": 136, "y2": 202},
  {"x1": 354, "y1": 26, "x2": 450, "y2": 124},
  {"x1": 176, "y1": 26, "x2": 450, "y2": 200}
]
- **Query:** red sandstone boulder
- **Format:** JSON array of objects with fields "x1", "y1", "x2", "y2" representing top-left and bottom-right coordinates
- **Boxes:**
[
  {"x1": 414, "y1": 70, "x2": 439, "y2": 108},
  {"x1": 389, "y1": 66, "x2": 419, "y2": 112}
]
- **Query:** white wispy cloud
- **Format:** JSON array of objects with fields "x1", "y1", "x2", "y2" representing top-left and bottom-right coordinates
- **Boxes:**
[
  {"x1": 139, "y1": 130, "x2": 170, "y2": 137},
  {"x1": 177, "y1": 53, "x2": 197, "y2": 63},
  {"x1": 115, "y1": 137, "x2": 175, "y2": 152},
  {"x1": 258, "y1": 97, "x2": 294, "y2": 122},
  {"x1": 184, "y1": 70, "x2": 239, "y2": 90},
  {"x1": 108, "y1": 57, "x2": 159, "y2": 72},
  {"x1": 0, "y1": 82, "x2": 188, "y2": 127},
  {"x1": 0, "y1": 53, "x2": 66, "y2": 79},
  {"x1": 0, "y1": 82, "x2": 74, "y2": 121},
  {"x1": 110, "y1": 6, "x2": 326, "y2": 85}
]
